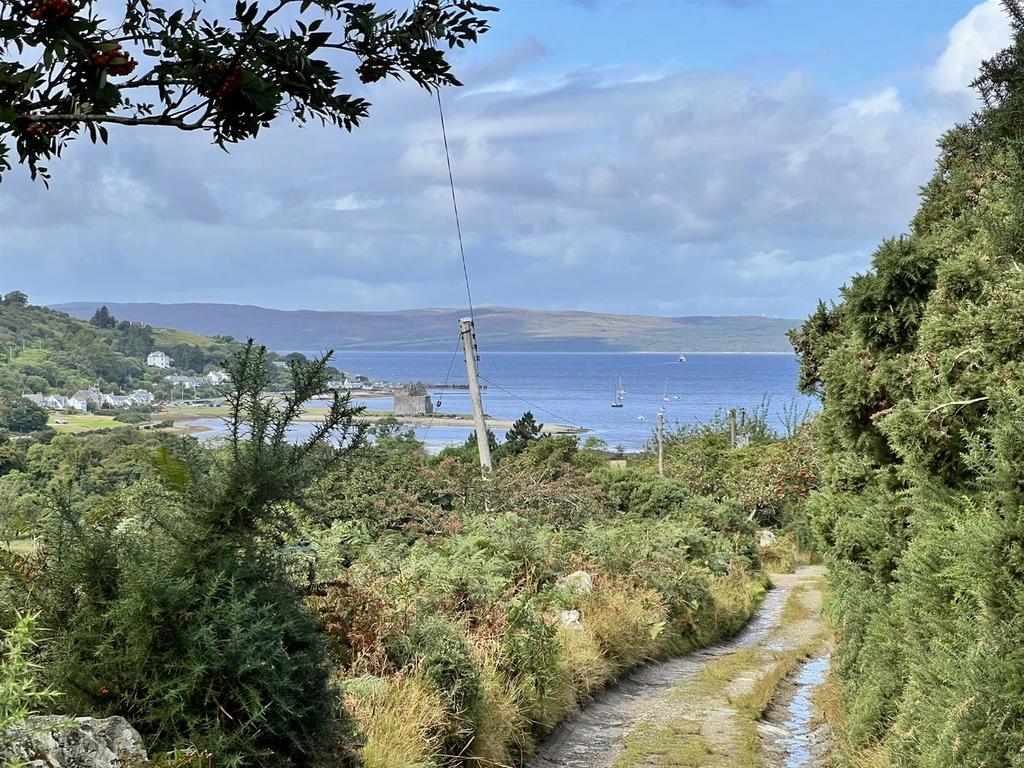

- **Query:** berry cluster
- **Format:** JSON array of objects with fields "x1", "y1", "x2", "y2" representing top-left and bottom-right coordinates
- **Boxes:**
[
  {"x1": 199, "y1": 62, "x2": 245, "y2": 110},
  {"x1": 214, "y1": 66, "x2": 242, "y2": 100},
  {"x1": 20, "y1": 121, "x2": 61, "y2": 140},
  {"x1": 90, "y1": 46, "x2": 138, "y2": 76},
  {"x1": 27, "y1": 0, "x2": 76, "y2": 21},
  {"x1": 356, "y1": 60, "x2": 388, "y2": 84}
]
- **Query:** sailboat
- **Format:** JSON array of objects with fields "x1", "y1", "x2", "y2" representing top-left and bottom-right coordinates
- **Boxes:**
[
  {"x1": 662, "y1": 378, "x2": 672, "y2": 402},
  {"x1": 677, "y1": 354, "x2": 687, "y2": 363},
  {"x1": 611, "y1": 376, "x2": 626, "y2": 407}
]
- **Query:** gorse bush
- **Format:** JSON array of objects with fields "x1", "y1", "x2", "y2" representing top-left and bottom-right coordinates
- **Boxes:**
[
  {"x1": 30, "y1": 342, "x2": 365, "y2": 767},
  {"x1": 0, "y1": 612, "x2": 59, "y2": 732},
  {"x1": 792, "y1": 5, "x2": 1024, "y2": 765}
]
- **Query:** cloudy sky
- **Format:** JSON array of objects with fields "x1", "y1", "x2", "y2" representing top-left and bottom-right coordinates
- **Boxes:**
[{"x1": 0, "y1": 0, "x2": 1014, "y2": 318}]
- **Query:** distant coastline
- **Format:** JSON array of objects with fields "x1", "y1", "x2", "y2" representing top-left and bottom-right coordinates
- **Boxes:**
[{"x1": 52, "y1": 301, "x2": 800, "y2": 355}]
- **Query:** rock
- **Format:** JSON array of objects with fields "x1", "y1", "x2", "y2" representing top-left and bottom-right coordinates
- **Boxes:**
[
  {"x1": 559, "y1": 609, "x2": 583, "y2": 631},
  {"x1": 758, "y1": 529, "x2": 776, "y2": 547},
  {"x1": 1, "y1": 716, "x2": 148, "y2": 768},
  {"x1": 557, "y1": 570, "x2": 594, "y2": 595}
]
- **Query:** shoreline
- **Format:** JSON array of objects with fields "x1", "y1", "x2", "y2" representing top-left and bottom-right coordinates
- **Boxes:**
[{"x1": 167, "y1": 410, "x2": 586, "y2": 436}]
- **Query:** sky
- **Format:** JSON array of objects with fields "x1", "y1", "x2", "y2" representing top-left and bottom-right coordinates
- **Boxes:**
[{"x1": 0, "y1": 0, "x2": 1015, "y2": 319}]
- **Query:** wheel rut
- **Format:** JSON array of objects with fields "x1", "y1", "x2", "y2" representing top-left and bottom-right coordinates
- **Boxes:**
[{"x1": 527, "y1": 566, "x2": 827, "y2": 768}]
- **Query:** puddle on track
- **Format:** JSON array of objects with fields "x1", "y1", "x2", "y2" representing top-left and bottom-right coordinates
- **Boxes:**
[{"x1": 770, "y1": 651, "x2": 832, "y2": 768}]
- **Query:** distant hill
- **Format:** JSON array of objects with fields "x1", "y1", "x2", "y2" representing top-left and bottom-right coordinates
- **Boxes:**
[
  {"x1": 52, "y1": 303, "x2": 800, "y2": 354},
  {"x1": 0, "y1": 301, "x2": 241, "y2": 396}
]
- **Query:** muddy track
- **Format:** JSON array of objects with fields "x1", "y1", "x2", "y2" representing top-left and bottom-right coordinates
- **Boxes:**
[{"x1": 527, "y1": 568, "x2": 824, "y2": 768}]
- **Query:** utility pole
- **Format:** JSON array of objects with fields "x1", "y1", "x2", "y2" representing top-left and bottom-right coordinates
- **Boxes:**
[
  {"x1": 729, "y1": 408, "x2": 737, "y2": 449},
  {"x1": 657, "y1": 409, "x2": 665, "y2": 477},
  {"x1": 459, "y1": 317, "x2": 492, "y2": 473}
]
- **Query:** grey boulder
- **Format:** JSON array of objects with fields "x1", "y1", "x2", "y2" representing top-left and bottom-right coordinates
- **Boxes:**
[{"x1": 1, "y1": 716, "x2": 148, "y2": 768}]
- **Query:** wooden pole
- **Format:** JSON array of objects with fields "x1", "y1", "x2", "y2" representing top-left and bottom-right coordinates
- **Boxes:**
[
  {"x1": 459, "y1": 317, "x2": 492, "y2": 473},
  {"x1": 657, "y1": 409, "x2": 665, "y2": 477},
  {"x1": 729, "y1": 408, "x2": 737, "y2": 448}
]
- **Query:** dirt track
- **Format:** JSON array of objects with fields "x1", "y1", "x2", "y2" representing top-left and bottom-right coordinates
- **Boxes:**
[{"x1": 527, "y1": 566, "x2": 829, "y2": 768}]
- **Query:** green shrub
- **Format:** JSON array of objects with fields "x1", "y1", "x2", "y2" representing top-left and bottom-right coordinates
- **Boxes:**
[
  {"x1": 43, "y1": 486, "x2": 352, "y2": 767},
  {"x1": 1, "y1": 612, "x2": 60, "y2": 731},
  {"x1": 791, "y1": 14, "x2": 1024, "y2": 763},
  {"x1": 36, "y1": 344, "x2": 365, "y2": 767},
  {"x1": 384, "y1": 613, "x2": 483, "y2": 749}
]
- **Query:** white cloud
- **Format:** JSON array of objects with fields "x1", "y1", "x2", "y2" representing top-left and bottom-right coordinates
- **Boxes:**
[
  {"x1": 845, "y1": 87, "x2": 901, "y2": 117},
  {"x1": 0, "y1": 2, "x2": 1006, "y2": 318},
  {"x1": 326, "y1": 195, "x2": 384, "y2": 212},
  {"x1": 929, "y1": 0, "x2": 1013, "y2": 95}
]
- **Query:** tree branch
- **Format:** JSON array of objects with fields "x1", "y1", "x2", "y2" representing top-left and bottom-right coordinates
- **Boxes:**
[
  {"x1": 22, "y1": 112, "x2": 203, "y2": 129},
  {"x1": 926, "y1": 397, "x2": 989, "y2": 416}
]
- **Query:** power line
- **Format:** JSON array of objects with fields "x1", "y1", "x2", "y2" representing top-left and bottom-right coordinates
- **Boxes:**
[
  {"x1": 437, "y1": 91, "x2": 475, "y2": 325},
  {"x1": 420, "y1": 334, "x2": 462, "y2": 446},
  {"x1": 478, "y1": 374, "x2": 583, "y2": 431},
  {"x1": 434, "y1": 92, "x2": 583, "y2": 445}
]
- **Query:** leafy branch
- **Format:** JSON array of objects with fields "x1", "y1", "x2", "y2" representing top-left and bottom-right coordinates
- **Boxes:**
[{"x1": 0, "y1": 0, "x2": 497, "y2": 181}]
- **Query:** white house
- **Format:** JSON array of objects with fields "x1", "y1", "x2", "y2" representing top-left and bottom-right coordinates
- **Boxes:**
[
  {"x1": 103, "y1": 394, "x2": 140, "y2": 409},
  {"x1": 70, "y1": 388, "x2": 104, "y2": 410},
  {"x1": 147, "y1": 351, "x2": 173, "y2": 368},
  {"x1": 24, "y1": 393, "x2": 76, "y2": 411},
  {"x1": 205, "y1": 370, "x2": 231, "y2": 385},
  {"x1": 130, "y1": 389, "x2": 155, "y2": 404},
  {"x1": 43, "y1": 394, "x2": 69, "y2": 410}
]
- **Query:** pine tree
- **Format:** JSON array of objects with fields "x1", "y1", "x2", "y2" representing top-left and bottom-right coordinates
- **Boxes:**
[
  {"x1": 504, "y1": 411, "x2": 542, "y2": 456},
  {"x1": 88, "y1": 305, "x2": 116, "y2": 329}
]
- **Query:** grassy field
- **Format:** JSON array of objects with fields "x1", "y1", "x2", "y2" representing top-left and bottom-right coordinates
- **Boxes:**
[
  {"x1": 48, "y1": 413, "x2": 120, "y2": 433},
  {"x1": 162, "y1": 404, "x2": 234, "y2": 419},
  {"x1": 151, "y1": 326, "x2": 233, "y2": 350}
]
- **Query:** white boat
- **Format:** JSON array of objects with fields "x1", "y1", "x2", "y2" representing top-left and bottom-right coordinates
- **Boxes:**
[
  {"x1": 677, "y1": 354, "x2": 686, "y2": 363},
  {"x1": 662, "y1": 378, "x2": 672, "y2": 402}
]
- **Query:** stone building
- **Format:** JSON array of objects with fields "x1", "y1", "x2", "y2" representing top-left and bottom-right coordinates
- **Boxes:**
[{"x1": 393, "y1": 385, "x2": 434, "y2": 416}]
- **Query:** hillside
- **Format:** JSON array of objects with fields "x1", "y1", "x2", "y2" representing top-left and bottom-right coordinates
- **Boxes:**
[
  {"x1": 52, "y1": 303, "x2": 799, "y2": 353},
  {"x1": 0, "y1": 299, "x2": 239, "y2": 396}
]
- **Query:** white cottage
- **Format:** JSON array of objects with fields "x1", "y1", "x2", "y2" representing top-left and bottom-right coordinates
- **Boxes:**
[{"x1": 147, "y1": 351, "x2": 173, "y2": 369}]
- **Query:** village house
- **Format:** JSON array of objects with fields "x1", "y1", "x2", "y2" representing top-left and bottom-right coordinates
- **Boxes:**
[
  {"x1": 147, "y1": 350, "x2": 173, "y2": 368},
  {"x1": 165, "y1": 374, "x2": 203, "y2": 390},
  {"x1": 131, "y1": 389, "x2": 156, "y2": 404},
  {"x1": 43, "y1": 394, "x2": 70, "y2": 410},
  {"x1": 205, "y1": 370, "x2": 231, "y2": 385},
  {"x1": 70, "y1": 388, "x2": 104, "y2": 410},
  {"x1": 24, "y1": 387, "x2": 155, "y2": 412}
]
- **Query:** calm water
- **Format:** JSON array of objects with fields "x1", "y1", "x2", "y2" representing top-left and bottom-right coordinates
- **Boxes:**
[
  {"x1": 299, "y1": 351, "x2": 817, "y2": 452},
  {"x1": 780, "y1": 653, "x2": 832, "y2": 768}
]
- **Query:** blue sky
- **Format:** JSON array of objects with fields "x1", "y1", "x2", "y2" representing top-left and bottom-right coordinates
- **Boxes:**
[{"x1": 0, "y1": 0, "x2": 1014, "y2": 318}]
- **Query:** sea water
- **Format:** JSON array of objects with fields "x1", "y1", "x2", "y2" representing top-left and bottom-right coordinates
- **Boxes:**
[{"x1": 307, "y1": 351, "x2": 817, "y2": 452}]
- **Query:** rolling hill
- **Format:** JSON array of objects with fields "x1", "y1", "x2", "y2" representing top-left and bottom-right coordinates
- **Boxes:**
[{"x1": 52, "y1": 303, "x2": 799, "y2": 354}]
